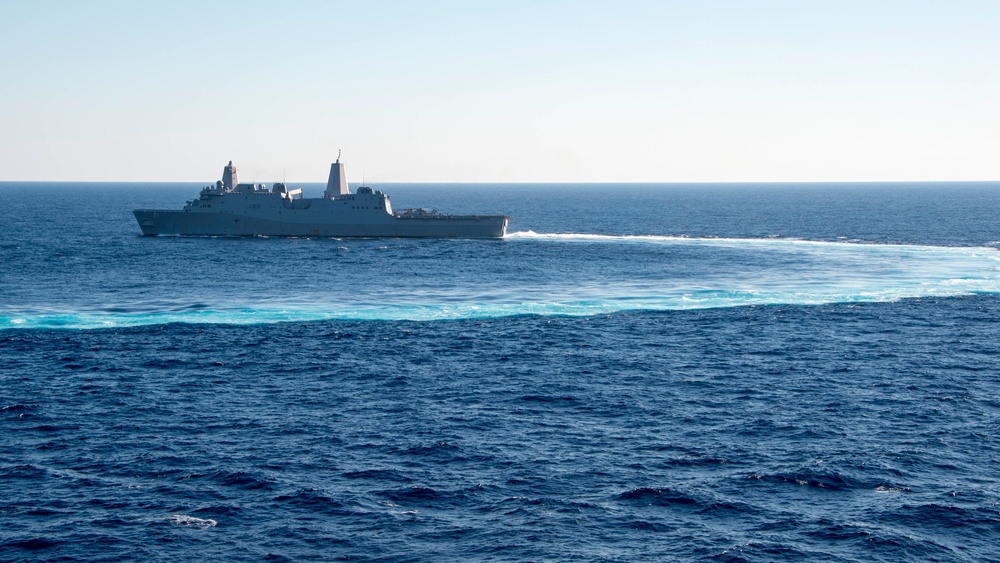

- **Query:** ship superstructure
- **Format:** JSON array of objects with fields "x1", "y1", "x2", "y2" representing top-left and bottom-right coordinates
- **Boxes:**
[{"x1": 133, "y1": 158, "x2": 509, "y2": 238}]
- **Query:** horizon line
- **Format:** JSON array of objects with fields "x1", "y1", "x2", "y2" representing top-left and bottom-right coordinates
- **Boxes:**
[{"x1": 1, "y1": 179, "x2": 999, "y2": 186}]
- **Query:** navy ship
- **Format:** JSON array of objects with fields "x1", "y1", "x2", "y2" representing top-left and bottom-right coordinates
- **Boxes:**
[{"x1": 133, "y1": 157, "x2": 509, "y2": 238}]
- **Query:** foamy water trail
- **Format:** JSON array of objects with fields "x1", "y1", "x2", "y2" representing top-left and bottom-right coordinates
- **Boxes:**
[
  {"x1": 3, "y1": 234, "x2": 999, "y2": 329},
  {"x1": 505, "y1": 230, "x2": 998, "y2": 252}
]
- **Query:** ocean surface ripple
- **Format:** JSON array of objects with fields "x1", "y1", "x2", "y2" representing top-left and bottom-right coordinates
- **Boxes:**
[{"x1": 2, "y1": 182, "x2": 1000, "y2": 561}]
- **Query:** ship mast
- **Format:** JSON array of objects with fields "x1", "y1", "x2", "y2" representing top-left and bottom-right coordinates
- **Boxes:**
[
  {"x1": 222, "y1": 160, "x2": 238, "y2": 191},
  {"x1": 325, "y1": 150, "x2": 350, "y2": 198}
]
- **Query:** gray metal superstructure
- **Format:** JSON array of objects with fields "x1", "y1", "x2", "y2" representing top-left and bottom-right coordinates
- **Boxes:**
[{"x1": 133, "y1": 159, "x2": 509, "y2": 238}]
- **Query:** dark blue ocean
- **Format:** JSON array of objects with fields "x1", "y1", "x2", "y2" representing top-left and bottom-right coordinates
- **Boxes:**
[{"x1": 2, "y1": 182, "x2": 1000, "y2": 561}]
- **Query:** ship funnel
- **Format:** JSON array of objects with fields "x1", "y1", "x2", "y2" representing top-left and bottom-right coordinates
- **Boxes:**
[
  {"x1": 222, "y1": 160, "x2": 238, "y2": 190},
  {"x1": 325, "y1": 157, "x2": 350, "y2": 198}
]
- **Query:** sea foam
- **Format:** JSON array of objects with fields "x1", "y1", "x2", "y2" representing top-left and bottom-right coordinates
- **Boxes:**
[{"x1": 3, "y1": 235, "x2": 998, "y2": 330}]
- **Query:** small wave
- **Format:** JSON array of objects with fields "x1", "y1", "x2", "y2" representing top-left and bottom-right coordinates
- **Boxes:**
[
  {"x1": 343, "y1": 469, "x2": 412, "y2": 482},
  {"x1": 2, "y1": 538, "x2": 59, "y2": 551},
  {"x1": 629, "y1": 520, "x2": 672, "y2": 532},
  {"x1": 213, "y1": 470, "x2": 276, "y2": 490},
  {"x1": 518, "y1": 395, "x2": 580, "y2": 404},
  {"x1": 746, "y1": 470, "x2": 862, "y2": 492},
  {"x1": 663, "y1": 456, "x2": 729, "y2": 467},
  {"x1": 874, "y1": 483, "x2": 911, "y2": 493},
  {"x1": 377, "y1": 486, "x2": 442, "y2": 503},
  {"x1": 0, "y1": 464, "x2": 47, "y2": 479},
  {"x1": 616, "y1": 487, "x2": 699, "y2": 506},
  {"x1": 170, "y1": 514, "x2": 217, "y2": 529},
  {"x1": 806, "y1": 523, "x2": 874, "y2": 541},
  {"x1": 403, "y1": 442, "x2": 462, "y2": 457},
  {"x1": 25, "y1": 424, "x2": 79, "y2": 433},
  {"x1": 272, "y1": 488, "x2": 350, "y2": 514}
]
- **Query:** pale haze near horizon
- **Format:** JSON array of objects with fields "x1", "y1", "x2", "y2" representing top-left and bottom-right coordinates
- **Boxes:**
[{"x1": 0, "y1": 0, "x2": 997, "y2": 183}]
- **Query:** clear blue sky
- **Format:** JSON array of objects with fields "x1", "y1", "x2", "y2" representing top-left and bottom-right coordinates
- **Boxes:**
[{"x1": 1, "y1": 0, "x2": 997, "y2": 182}]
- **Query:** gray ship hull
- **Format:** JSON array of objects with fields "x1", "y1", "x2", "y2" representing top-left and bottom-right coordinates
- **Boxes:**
[{"x1": 133, "y1": 209, "x2": 508, "y2": 238}]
